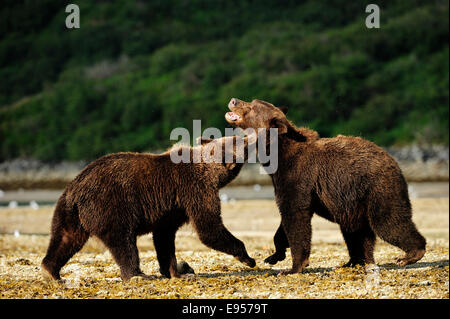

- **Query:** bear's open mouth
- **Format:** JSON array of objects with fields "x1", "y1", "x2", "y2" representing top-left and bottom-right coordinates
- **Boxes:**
[{"x1": 225, "y1": 112, "x2": 241, "y2": 122}]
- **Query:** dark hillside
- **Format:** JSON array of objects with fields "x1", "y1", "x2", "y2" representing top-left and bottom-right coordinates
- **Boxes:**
[{"x1": 0, "y1": 0, "x2": 448, "y2": 161}]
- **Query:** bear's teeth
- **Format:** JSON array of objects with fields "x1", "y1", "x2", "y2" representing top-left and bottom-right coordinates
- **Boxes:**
[{"x1": 226, "y1": 112, "x2": 241, "y2": 121}]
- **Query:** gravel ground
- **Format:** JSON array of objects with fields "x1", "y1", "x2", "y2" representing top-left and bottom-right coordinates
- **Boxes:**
[{"x1": 0, "y1": 199, "x2": 448, "y2": 299}]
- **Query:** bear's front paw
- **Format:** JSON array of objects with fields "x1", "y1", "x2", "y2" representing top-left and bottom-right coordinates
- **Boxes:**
[
  {"x1": 245, "y1": 257, "x2": 256, "y2": 268},
  {"x1": 264, "y1": 253, "x2": 286, "y2": 265},
  {"x1": 236, "y1": 255, "x2": 256, "y2": 268}
]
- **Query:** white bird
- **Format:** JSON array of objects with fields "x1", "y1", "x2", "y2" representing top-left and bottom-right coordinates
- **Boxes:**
[
  {"x1": 220, "y1": 193, "x2": 229, "y2": 203},
  {"x1": 8, "y1": 201, "x2": 18, "y2": 209},
  {"x1": 408, "y1": 185, "x2": 418, "y2": 199},
  {"x1": 253, "y1": 184, "x2": 262, "y2": 192},
  {"x1": 30, "y1": 200, "x2": 39, "y2": 210}
]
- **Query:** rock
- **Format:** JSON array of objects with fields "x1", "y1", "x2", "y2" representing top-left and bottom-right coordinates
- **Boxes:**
[
  {"x1": 177, "y1": 261, "x2": 195, "y2": 274},
  {"x1": 417, "y1": 280, "x2": 431, "y2": 286}
]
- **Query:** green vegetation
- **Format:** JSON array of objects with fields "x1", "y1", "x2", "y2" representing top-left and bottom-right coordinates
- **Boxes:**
[{"x1": 0, "y1": 0, "x2": 448, "y2": 161}]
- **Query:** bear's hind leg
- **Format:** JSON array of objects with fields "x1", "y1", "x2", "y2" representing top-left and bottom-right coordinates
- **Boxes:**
[
  {"x1": 42, "y1": 202, "x2": 89, "y2": 281},
  {"x1": 395, "y1": 248, "x2": 426, "y2": 266},
  {"x1": 100, "y1": 233, "x2": 143, "y2": 281},
  {"x1": 369, "y1": 203, "x2": 426, "y2": 266},
  {"x1": 340, "y1": 225, "x2": 376, "y2": 267},
  {"x1": 42, "y1": 228, "x2": 89, "y2": 281}
]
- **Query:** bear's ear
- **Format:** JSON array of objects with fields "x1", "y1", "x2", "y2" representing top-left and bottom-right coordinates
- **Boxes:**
[
  {"x1": 196, "y1": 136, "x2": 214, "y2": 145},
  {"x1": 269, "y1": 117, "x2": 288, "y2": 134},
  {"x1": 278, "y1": 106, "x2": 288, "y2": 114}
]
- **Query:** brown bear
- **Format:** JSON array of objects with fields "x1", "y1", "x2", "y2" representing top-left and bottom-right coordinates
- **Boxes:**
[
  {"x1": 41, "y1": 135, "x2": 256, "y2": 281},
  {"x1": 225, "y1": 98, "x2": 426, "y2": 275}
]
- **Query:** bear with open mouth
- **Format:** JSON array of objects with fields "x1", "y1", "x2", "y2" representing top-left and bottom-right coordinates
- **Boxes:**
[{"x1": 225, "y1": 98, "x2": 426, "y2": 275}]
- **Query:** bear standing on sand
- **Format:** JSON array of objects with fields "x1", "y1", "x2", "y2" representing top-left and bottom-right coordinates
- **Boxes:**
[
  {"x1": 225, "y1": 98, "x2": 426, "y2": 275},
  {"x1": 41, "y1": 135, "x2": 255, "y2": 281}
]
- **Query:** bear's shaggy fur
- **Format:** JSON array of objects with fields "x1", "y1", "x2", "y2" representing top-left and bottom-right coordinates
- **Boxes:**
[
  {"x1": 226, "y1": 98, "x2": 426, "y2": 274},
  {"x1": 41, "y1": 136, "x2": 255, "y2": 281}
]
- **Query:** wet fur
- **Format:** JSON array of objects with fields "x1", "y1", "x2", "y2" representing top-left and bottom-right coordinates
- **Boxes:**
[
  {"x1": 42, "y1": 137, "x2": 255, "y2": 281},
  {"x1": 227, "y1": 98, "x2": 426, "y2": 274}
]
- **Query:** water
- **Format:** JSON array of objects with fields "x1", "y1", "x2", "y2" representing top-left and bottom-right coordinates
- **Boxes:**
[{"x1": 0, "y1": 182, "x2": 448, "y2": 207}]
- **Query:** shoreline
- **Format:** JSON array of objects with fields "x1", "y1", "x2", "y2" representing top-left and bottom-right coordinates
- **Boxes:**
[
  {"x1": 0, "y1": 145, "x2": 448, "y2": 191},
  {"x1": 0, "y1": 182, "x2": 448, "y2": 207}
]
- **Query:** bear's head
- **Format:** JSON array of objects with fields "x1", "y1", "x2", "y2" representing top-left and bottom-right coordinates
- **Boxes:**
[
  {"x1": 225, "y1": 98, "x2": 318, "y2": 144},
  {"x1": 197, "y1": 135, "x2": 255, "y2": 188},
  {"x1": 225, "y1": 98, "x2": 289, "y2": 134},
  {"x1": 196, "y1": 135, "x2": 253, "y2": 170}
]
